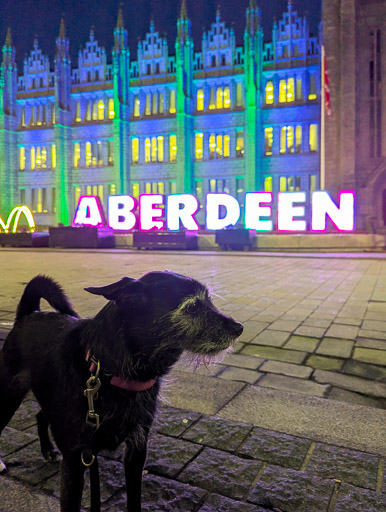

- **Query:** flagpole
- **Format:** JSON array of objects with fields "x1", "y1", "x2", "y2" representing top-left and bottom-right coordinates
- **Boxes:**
[{"x1": 320, "y1": 44, "x2": 326, "y2": 190}]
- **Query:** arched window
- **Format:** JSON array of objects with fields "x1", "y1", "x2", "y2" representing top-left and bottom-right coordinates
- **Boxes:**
[
  {"x1": 133, "y1": 96, "x2": 140, "y2": 117},
  {"x1": 216, "y1": 87, "x2": 223, "y2": 109},
  {"x1": 97, "y1": 99, "x2": 105, "y2": 120},
  {"x1": 286, "y1": 78, "x2": 295, "y2": 102},
  {"x1": 145, "y1": 138, "x2": 151, "y2": 163},
  {"x1": 197, "y1": 89, "x2": 204, "y2": 111},
  {"x1": 223, "y1": 86, "x2": 231, "y2": 108},
  {"x1": 169, "y1": 90, "x2": 176, "y2": 114},
  {"x1": 279, "y1": 80, "x2": 286, "y2": 103},
  {"x1": 195, "y1": 133, "x2": 203, "y2": 160},
  {"x1": 265, "y1": 81, "x2": 274, "y2": 105},
  {"x1": 108, "y1": 98, "x2": 115, "y2": 119}
]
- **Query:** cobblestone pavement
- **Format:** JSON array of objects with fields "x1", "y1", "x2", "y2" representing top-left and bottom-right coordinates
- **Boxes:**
[{"x1": 0, "y1": 249, "x2": 386, "y2": 511}]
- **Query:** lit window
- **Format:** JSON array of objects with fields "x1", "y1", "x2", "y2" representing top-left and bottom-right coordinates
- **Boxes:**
[
  {"x1": 216, "y1": 135, "x2": 223, "y2": 157},
  {"x1": 108, "y1": 184, "x2": 116, "y2": 196},
  {"x1": 309, "y1": 124, "x2": 318, "y2": 152},
  {"x1": 36, "y1": 188, "x2": 43, "y2": 213},
  {"x1": 287, "y1": 126, "x2": 294, "y2": 153},
  {"x1": 134, "y1": 96, "x2": 140, "y2": 117},
  {"x1": 98, "y1": 185, "x2": 104, "y2": 204},
  {"x1": 159, "y1": 93, "x2": 164, "y2": 114},
  {"x1": 75, "y1": 101, "x2": 81, "y2": 123},
  {"x1": 169, "y1": 181, "x2": 177, "y2": 194},
  {"x1": 21, "y1": 107, "x2": 26, "y2": 127},
  {"x1": 97, "y1": 99, "x2": 104, "y2": 120},
  {"x1": 86, "y1": 101, "x2": 91, "y2": 121},
  {"x1": 197, "y1": 89, "x2": 204, "y2": 111},
  {"x1": 151, "y1": 137, "x2": 157, "y2": 162},
  {"x1": 288, "y1": 176, "x2": 295, "y2": 192},
  {"x1": 157, "y1": 182, "x2": 164, "y2": 194},
  {"x1": 19, "y1": 147, "x2": 26, "y2": 171},
  {"x1": 92, "y1": 101, "x2": 98, "y2": 120},
  {"x1": 108, "y1": 98, "x2": 115, "y2": 119},
  {"x1": 145, "y1": 94, "x2": 151, "y2": 116},
  {"x1": 236, "y1": 83, "x2": 243, "y2": 107},
  {"x1": 74, "y1": 143, "x2": 80, "y2": 168},
  {"x1": 280, "y1": 127, "x2": 287, "y2": 154},
  {"x1": 209, "y1": 179, "x2": 216, "y2": 193},
  {"x1": 279, "y1": 80, "x2": 287, "y2": 103},
  {"x1": 31, "y1": 147, "x2": 36, "y2": 170},
  {"x1": 169, "y1": 134, "x2": 177, "y2": 162},
  {"x1": 108, "y1": 140, "x2": 114, "y2": 165},
  {"x1": 236, "y1": 131, "x2": 244, "y2": 158},
  {"x1": 264, "y1": 176, "x2": 273, "y2": 192},
  {"x1": 224, "y1": 86, "x2": 231, "y2": 108},
  {"x1": 132, "y1": 183, "x2": 140, "y2": 199},
  {"x1": 287, "y1": 78, "x2": 295, "y2": 102},
  {"x1": 310, "y1": 175, "x2": 317, "y2": 192},
  {"x1": 308, "y1": 75, "x2": 317, "y2": 100},
  {"x1": 85, "y1": 141, "x2": 92, "y2": 167},
  {"x1": 145, "y1": 182, "x2": 151, "y2": 194},
  {"x1": 157, "y1": 136, "x2": 164, "y2": 162},
  {"x1": 265, "y1": 127, "x2": 273, "y2": 155},
  {"x1": 195, "y1": 133, "x2": 203, "y2": 161},
  {"x1": 169, "y1": 89, "x2": 176, "y2": 114},
  {"x1": 145, "y1": 138, "x2": 151, "y2": 163},
  {"x1": 209, "y1": 134, "x2": 216, "y2": 159},
  {"x1": 216, "y1": 87, "x2": 223, "y2": 109},
  {"x1": 132, "y1": 138, "x2": 139, "y2": 164},
  {"x1": 224, "y1": 135, "x2": 230, "y2": 157},
  {"x1": 279, "y1": 176, "x2": 287, "y2": 192},
  {"x1": 209, "y1": 87, "x2": 215, "y2": 110},
  {"x1": 36, "y1": 105, "x2": 42, "y2": 126},
  {"x1": 74, "y1": 186, "x2": 81, "y2": 208},
  {"x1": 296, "y1": 78, "x2": 302, "y2": 101},
  {"x1": 51, "y1": 144, "x2": 56, "y2": 169},
  {"x1": 296, "y1": 125, "x2": 302, "y2": 153},
  {"x1": 265, "y1": 81, "x2": 274, "y2": 105},
  {"x1": 152, "y1": 92, "x2": 158, "y2": 115},
  {"x1": 30, "y1": 106, "x2": 35, "y2": 126}
]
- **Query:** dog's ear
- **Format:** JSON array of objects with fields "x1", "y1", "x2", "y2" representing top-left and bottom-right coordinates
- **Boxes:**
[{"x1": 84, "y1": 277, "x2": 145, "y2": 302}]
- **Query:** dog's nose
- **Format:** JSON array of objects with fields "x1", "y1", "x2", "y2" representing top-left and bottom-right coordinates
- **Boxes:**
[{"x1": 228, "y1": 320, "x2": 243, "y2": 337}]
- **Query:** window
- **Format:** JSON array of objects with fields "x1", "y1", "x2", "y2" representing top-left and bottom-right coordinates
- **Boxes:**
[
  {"x1": 209, "y1": 134, "x2": 216, "y2": 159},
  {"x1": 169, "y1": 181, "x2": 177, "y2": 194},
  {"x1": 97, "y1": 99, "x2": 104, "y2": 120},
  {"x1": 216, "y1": 87, "x2": 223, "y2": 109},
  {"x1": 132, "y1": 183, "x2": 140, "y2": 199},
  {"x1": 108, "y1": 98, "x2": 115, "y2": 119},
  {"x1": 20, "y1": 188, "x2": 26, "y2": 204},
  {"x1": 169, "y1": 135, "x2": 177, "y2": 162},
  {"x1": 145, "y1": 138, "x2": 151, "y2": 163},
  {"x1": 236, "y1": 131, "x2": 244, "y2": 157},
  {"x1": 280, "y1": 127, "x2": 287, "y2": 154},
  {"x1": 86, "y1": 101, "x2": 91, "y2": 121},
  {"x1": 157, "y1": 136, "x2": 164, "y2": 162},
  {"x1": 169, "y1": 90, "x2": 176, "y2": 114},
  {"x1": 74, "y1": 143, "x2": 80, "y2": 167},
  {"x1": 279, "y1": 176, "x2": 287, "y2": 192},
  {"x1": 279, "y1": 80, "x2": 287, "y2": 103},
  {"x1": 195, "y1": 133, "x2": 203, "y2": 160},
  {"x1": 310, "y1": 175, "x2": 317, "y2": 193},
  {"x1": 31, "y1": 188, "x2": 46, "y2": 213},
  {"x1": 52, "y1": 188, "x2": 56, "y2": 213},
  {"x1": 265, "y1": 81, "x2": 274, "y2": 105},
  {"x1": 152, "y1": 93, "x2": 158, "y2": 115},
  {"x1": 309, "y1": 124, "x2": 318, "y2": 152},
  {"x1": 264, "y1": 128, "x2": 273, "y2": 155},
  {"x1": 195, "y1": 179, "x2": 203, "y2": 204},
  {"x1": 287, "y1": 126, "x2": 294, "y2": 153},
  {"x1": 209, "y1": 87, "x2": 215, "y2": 110},
  {"x1": 21, "y1": 107, "x2": 26, "y2": 127},
  {"x1": 264, "y1": 176, "x2": 273, "y2": 192},
  {"x1": 19, "y1": 147, "x2": 26, "y2": 170},
  {"x1": 151, "y1": 137, "x2": 157, "y2": 162},
  {"x1": 236, "y1": 178, "x2": 244, "y2": 205},
  {"x1": 74, "y1": 186, "x2": 81, "y2": 208},
  {"x1": 223, "y1": 86, "x2": 231, "y2": 108},
  {"x1": 108, "y1": 140, "x2": 114, "y2": 165},
  {"x1": 197, "y1": 89, "x2": 204, "y2": 111},
  {"x1": 308, "y1": 75, "x2": 317, "y2": 100},
  {"x1": 236, "y1": 83, "x2": 243, "y2": 107},
  {"x1": 86, "y1": 141, "x2": 92, "y2": 167},
  {"x1": 296, "y1": 126, "x2": 302, "y2": 153},
  {"x1": 108, "y1": 184, "x2": 116, "y2": 196},
  {"x1": 92, "y1": 100, "x2": 98, "y2": 120},
  {"x1": 159, "y1": 93, "x2": 164, "y2": 114},
  {"x1": 296, "y1": 79, "x2": 302, "y2": 101},
  {"x1": 224, "y1": 135, "x2": 230, "y2": 157},
  {"x1": 145, "y1": 94, "x2": 151, "y2": 116},
  {"x1": 132, "y1": 138, "x2": 139, "y2": 164},
  {"x1": 75, "y1": 101, "x2": 81, "y2": 123},
  {"x1": 286, "y1": 78, "x2": 295, "y2": 102},
  {"x1": 51, "y1": 144, "x2": 56, "y2": 169},
  {"x1": 133, "y1": 96, "x2": 140, "y2": 117}
]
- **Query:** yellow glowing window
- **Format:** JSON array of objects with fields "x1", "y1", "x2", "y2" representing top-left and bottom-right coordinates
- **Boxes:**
[
  {"x1": 30, "y1": 106, "x2": 35, "y2": 126},
  {"x1": 236, "y1": 131, "x2": 244, "y2": 157},
  {"x1": 216, "y1": 135, "x2": 223, "y2": 157},
  {"x1": 197, "y1": 89, "x2": 204, "y2": 111},
  {"x1": 36, "y1": 188, "x2": 43, "y2": 213},
  {"x1": 287, "y1": 126, "x2": 294, "y2": 153},
  {"x1": 224, "y1": 86, "x2": 231, "y2": 108},
  {"x1": 169, "y1": 134, "x2": 177, "y2": 162},
  {"x1": 264, "y1": 127, "x2": 273, "y2": 155},
  {"x1": 151, "y1": 137, "x2": 157, "y2": 162},
  {"x1": 152, "y1": 183, "x2": 157, "y2": 194},
  {"x1": 264, "y1": 176, "x2": 273, "y2": 192},
  {"x1": 21, "y1": 107, "x2": 26, "y2": 127},
  {"x1": 159, "y1": 93, "x2": 164, "y2": 114},
  {"x1": 36, "y1": 106, "x2": 42, "y2": 126},
  {"x1": 41, "y1": 147, "x2": 47, "y2": 168},
  {"x1": 98, "y1": 185, "x2": 104, "y2": 204},
  {"x1": 73, "y1": 143, "x2": 80, "y2": 168},
  {"x1": 216, "y1": 87, "x2": 223, "y2": 109},
  {"x1": 309, "y1": 124, "x2": 318, "y2": 152},
  {"x1": 308, "y1": 75, "x2": 317, "y2": 100},
  {"x1": 132, "y1": 138, "x2": 139, "y2": 164},
  {"x1": 108, "y1": 183, "x2": 116, "y2": 196},
  {"x1": 145, "y1": 138, "x2": 151, "y2": 163},
  {"x1": 209, "y1": 134, "x2": 216, "y2": 159},
  {"x1": 296, "y1": 125, "x2": 302, "y2": 153},
  {"x1": 265, "y1": 81, "x2": 274, "y2": 105},
  {"x1": 75, "y1": 101, "x2": 81, "y2": 123},
  {"x1": 145, "y1": 183, "x2": 151, "y2": 194},
  {"x1": 134, "y1": 96, "x2": 140, "y2": 117},
  {"x1": 296, "y1": 79, "x2": 302, "y2": 100},
  {"x1": 279, "y1": 80, "x2": 286, "y2": 103},
  {"x1": 195, "y1": 133, "x2": 203, "y2": 160},
  {"x1": 86, "y1": 185, "x2": 92, "y2": 195},
  {"x1": 209, "y1": 179, "x2": 216, "y2": 193},
  {"x1": 97, "y1": 99, "x2": 104, "y2": 120},
  {"x1": 169, "y1": 181, "x2": 177, "y2": 194},
  {"x1": 86, "y1": 141, "x2": 92, "y2": 167},
  {"x1": 92, "y1": 101, "x2": 98, "y2": 120},
  {"x1": 31, "y1": 147, "x2": 36, "y2": 170},
  {"x1": 280, "y1": 127, "x2": 287, "y2": 154},
  {"x1": 35, "y1": 147, "x2": 42, "y2": 168},
  {"x1": 108, "y1": 140, "x2": 114, "y2": 165},
  {"x1": 19, "y1": 147, "x2": 26, "y2": 170},
  {"x1": 86, "y1": 101, "x2": 91, "y2": 121},
  {"x1": 157, "y1": 136, "x2": 164, "y2": 162},
  {"x1": 132, "y1": 183, "x2": 140, "y2": 199},
  {"x1": 158, "y1": 182, "x2": 164, "y2": 194},
  {"x1": 169, "y1": 90, "x2": 176, "y2": 114},
  {"x1": 288, "y1": 176, "x2": 295, "y2": 192},
  {"x1": 224, "y1": 135, "x2": 230, "y2": 157},
  {"x1": 145, "y1": 94, "x2": 151, "y2": 116},
  {"x1": 236, "y1": 83, "x2": 243, "y2": 107},
  {"x1": 286, "y1": 78, "x2": 294, "y2": 102},
  {"x1": 308, "y1": 93, "x2": 317, "y2": 100},
  {"x1": 280, "y1": 176, "x2": 287, "y2": 192},
  {"x1": 108, "y1": 98, "x2": 114, "y2": 119},
  {"x1": 74, "y1": 186, "x2": 81, "y2": 208},
  {"x1": 310, "y1": 175, "x2": 317, "y2": 192},
  {"x1": 51, "y1": 144, "x2": 56, "y2": 169},
  {"x1": 209, "y1": 87, "x2": 215, "y2": 110},
  {"x1": 152, "y1": 93, "x2": 158, "y2": 115}
]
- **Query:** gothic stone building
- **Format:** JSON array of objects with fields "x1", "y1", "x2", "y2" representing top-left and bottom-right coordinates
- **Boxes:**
[{"x1": 0, "y1": 1, "x2": 321, "y2": 227}]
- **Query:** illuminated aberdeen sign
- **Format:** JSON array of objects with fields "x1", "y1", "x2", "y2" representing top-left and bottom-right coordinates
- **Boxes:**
[{"x1": 73, "y1": 191, "x2": 355, "y2": 232}]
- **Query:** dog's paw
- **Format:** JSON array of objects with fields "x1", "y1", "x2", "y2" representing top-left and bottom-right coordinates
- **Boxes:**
[
  {"x1": 42, "y1": 449, "x2": 59, "y2": 462},
  {"x1": 0, "y1": 458, "x2": 6, "y2": 474}
]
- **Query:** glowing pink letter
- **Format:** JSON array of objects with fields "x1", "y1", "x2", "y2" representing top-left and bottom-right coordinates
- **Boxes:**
[
  {"x1": 166, "y1": 194, "x2": 200, "y2": 231},
  {"x1": 108, "y1": 195, "x2": 137, "y2": 230},
  {"x1": 206, "y1": 193, "x2": 240, "y2": 230},
  {"x1": 277, "y1": 192, "x2": 306, "y2": 231},
  {"x1": 311, "y1": 191, "x2": 355, "y2": 231},
  {"x1": 245, "y1": 192, "x2": 273, "y2": 231},
  {"x1": 139, "y1": 194, "x2": 164, "y2": 231},
  {"x1": 73, "y1": 196, "x2": 104, "y2": 227}
]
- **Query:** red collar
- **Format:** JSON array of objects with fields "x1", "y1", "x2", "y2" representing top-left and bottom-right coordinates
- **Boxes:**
[{"x1": 85, "y1": 350, "x2": 157, "y2": 392}]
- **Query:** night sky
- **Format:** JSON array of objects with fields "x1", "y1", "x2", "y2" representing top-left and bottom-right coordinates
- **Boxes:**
[{"x1": 0, "y1": 0, "x2": 321, "y2": 64}]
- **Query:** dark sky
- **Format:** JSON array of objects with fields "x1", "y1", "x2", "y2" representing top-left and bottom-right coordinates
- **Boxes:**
[{"x1": 0, "y1": 0, "x2": 321, "y2": 65}]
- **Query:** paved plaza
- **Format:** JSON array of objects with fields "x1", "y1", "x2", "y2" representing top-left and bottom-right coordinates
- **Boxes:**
[{"x1": 0, "y1": 248, "x2": 386, "y2": 511}]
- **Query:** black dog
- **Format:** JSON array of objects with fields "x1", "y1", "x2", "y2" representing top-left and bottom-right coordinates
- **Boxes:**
[{"x1": 0, "y1": 271, "x2": 243, "y2": 511}]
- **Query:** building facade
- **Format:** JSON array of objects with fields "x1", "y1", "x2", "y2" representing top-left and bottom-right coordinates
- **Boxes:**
[
  {"x1": 323, "y1": 0, "x2": 386, "y2": 232},
  {"x1": 0, "y1": 1, "x2": 321, "y2": 228}
]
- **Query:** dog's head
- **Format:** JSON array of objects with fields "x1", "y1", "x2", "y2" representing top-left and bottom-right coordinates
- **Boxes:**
[{"x1": 85, "y1": 270, "x2": 243, "y2": 357}]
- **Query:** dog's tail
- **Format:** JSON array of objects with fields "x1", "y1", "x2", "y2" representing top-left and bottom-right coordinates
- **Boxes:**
[{"x1": 16, "y1": 275, "x2": 79, "y2": 322}]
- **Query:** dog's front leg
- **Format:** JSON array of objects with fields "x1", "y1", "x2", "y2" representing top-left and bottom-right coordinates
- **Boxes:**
[
  {"x1": 124, "y1": 436, "x2": 148, "y2": 512},
  {"x1": 60, "y1": 452, "x2": 86, "y2": 512}
]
